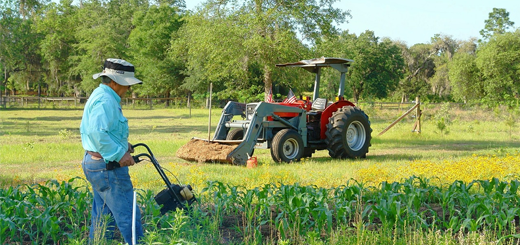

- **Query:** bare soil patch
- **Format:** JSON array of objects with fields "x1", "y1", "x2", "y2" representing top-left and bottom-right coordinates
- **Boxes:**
[{"x1": 176, "y1": 139, "x2": 236, "y2": 163}]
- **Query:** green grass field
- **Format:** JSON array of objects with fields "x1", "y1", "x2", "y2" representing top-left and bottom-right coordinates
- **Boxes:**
[
  {"x1": 1, "y1": 104, "x2": 519, "y2": 189},
  {"x1": 2, "y1": 104, "x2": 520, "y2": 244}
]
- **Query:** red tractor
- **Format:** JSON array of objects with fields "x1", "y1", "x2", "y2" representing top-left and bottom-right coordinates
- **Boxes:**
[{"x1": 177, "y1": 57, "x2": 372, "y2": 165}]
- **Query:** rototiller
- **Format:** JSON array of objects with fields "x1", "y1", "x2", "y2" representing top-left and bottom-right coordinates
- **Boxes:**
[{"x1": 132, "y1": 143, "x2": 196, "y2": 214}]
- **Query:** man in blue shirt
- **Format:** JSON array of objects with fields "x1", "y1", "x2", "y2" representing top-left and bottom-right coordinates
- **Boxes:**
[{"x1": 80, "y1": 58, "x2": 144, "y2": 244}]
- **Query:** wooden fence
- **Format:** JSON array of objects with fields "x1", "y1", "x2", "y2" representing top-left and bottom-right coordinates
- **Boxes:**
[
  {"x1": 0, "y1": 96, "x2": 201, "y2": 109},
  {"x1": 0, "y1": 96, "x2": 466, "y2": 110},
  {"x1": 0, "y1": 96, "x2": 83, "y2": 108}
]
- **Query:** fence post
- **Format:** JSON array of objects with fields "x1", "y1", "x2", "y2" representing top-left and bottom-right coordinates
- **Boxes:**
[
  {"x1": 188, "y1": 93, "x2": 191, "y2": 118},
  {"x1": 377, "y1": 102, "x2": 420, "y2": 137},
  {"x1": 412, "y1": 96, "x2": 422, "y2": 133},
  {"x1": 208, "y1": 83, "x2": 213, "y2": 141}
]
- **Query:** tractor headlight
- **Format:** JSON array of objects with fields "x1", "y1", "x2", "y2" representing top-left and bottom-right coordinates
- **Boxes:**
[{"x1": 246, "y1": 104, "x2": 256, "y2": 121}]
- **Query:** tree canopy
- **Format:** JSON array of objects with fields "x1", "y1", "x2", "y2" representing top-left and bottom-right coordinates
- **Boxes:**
[
  {"x1": 480, "y1": 8, "x2": 515, "y2": 41},
  {"x1": 0, "y1": 1, "x2": 519, "y2": 106},
  {"x1": 476, "y1": 30, "x2": 520, "y2": 107},
  {"x1": 317, "y1": 31, "x2": 404, "y2": 103}
]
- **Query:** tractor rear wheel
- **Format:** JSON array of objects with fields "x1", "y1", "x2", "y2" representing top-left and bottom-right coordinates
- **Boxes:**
[
  {"x1": 226, "y1": 128, "x2": 244, "y2": 140},
  {"x1": 271, "y1": 129, "x2": 304, "y2": 163},
  {"x1": 326, "y1": 106, "x2": 371, "y2": 159}
]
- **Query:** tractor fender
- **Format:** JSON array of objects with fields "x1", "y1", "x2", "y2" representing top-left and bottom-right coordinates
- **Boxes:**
[{"x1": 319, "y1": 100, "x2": 356, "y2": 139}]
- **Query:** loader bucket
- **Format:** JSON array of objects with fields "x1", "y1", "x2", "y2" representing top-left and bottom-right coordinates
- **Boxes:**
[{"x1": 176, "y1": 138, "x2": 241, "y2": 164}]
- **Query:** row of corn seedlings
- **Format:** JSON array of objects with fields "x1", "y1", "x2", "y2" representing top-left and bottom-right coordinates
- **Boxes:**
[
  {"x1": 0, "y1": 178, "x2": 219, "y2": 244},
  {"x1": 201, "y1": 176, "x2": 520, "y2": 243},
  {"x1": 0, "y1": 178, "x2": 91, "y2": 244},
  {"x1": 3, "y1": 176, "x2": 520, "y2": 244}
]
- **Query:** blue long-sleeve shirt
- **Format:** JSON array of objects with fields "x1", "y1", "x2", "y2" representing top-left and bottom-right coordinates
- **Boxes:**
[{"x1": 80, "y1": 84, "x2": 129, "y2": 163}]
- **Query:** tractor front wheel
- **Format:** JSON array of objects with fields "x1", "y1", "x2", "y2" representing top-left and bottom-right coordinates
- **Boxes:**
[
  {"x1": 226, "y1": 128, "x2": 244, "y2": 140},
  {"x1": 271, "y1": 129, "x2": 304, "y2": 163},
  {"x1": 326, "y1": 106, "x2": 371, "y2": 159},
  {"x1": 227, "y1": 128, "x2": 255, "y2": 157}
]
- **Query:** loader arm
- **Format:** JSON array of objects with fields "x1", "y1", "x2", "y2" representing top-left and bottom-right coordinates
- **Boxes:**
[
  {"x1": 213, "y1": 101, "x2": 246, "y2": 140},
  {"x1": 224, "y1": 102, "x2": 306, "y2": 165}
]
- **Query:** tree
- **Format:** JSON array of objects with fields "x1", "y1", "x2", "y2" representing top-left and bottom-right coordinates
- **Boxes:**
[
  {"x1": 448, "y1": 51, "x2": 483, "y2": 103},
  {"x1": 428, "y1": 34, "x2": 459, "y2": 99},
  {"x1": 241, "y1": 0, "x2": 349, "y2": 97},
  {"x1": 475, "y1": 30, "x2": 520, "y2": 106},
  {"x1": 35, "y1": 0, "x2": 79, "y2": 96},
  {"x1": 317, "y1": 31, "x2": 405, "y2": 103},
  {"x1": 171, "y1": 9, "x2": 253, "y2": 101},
  {"x1": 72, "y1": 0, "x2": 148, "y2": 95},
  {"x1": 395, "y1": 34, "x2": 458, "y2": 102},
  {"x1": 0, "y1": 0, "x2": 45, "y2": 96},
  {"x1": 480, "y1": 8, "x2": 515, "y2": 41},
  {"x1": 0, "y1": 1, "x2": 23, "y2": 96},
  {"x1": 393, "y1": 42, "x2": 432, "y2": 101},
  {"x1": 172, "y1": 0, "x2": 348, "y2": 102},
  {"x1": 128, "y1": 2, "x2": 185, "y2": 101},
  {"x1": 447, "y1": 38, "x2": 481, "y2": 103}
]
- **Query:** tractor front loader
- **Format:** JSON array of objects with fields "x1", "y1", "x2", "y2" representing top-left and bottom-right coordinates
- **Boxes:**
[{"x1": 176, "y1": 57, "x2": 372, "y2": 165}]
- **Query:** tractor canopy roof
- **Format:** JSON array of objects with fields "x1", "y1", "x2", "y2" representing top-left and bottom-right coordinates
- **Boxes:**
[{"x1": 276, "y1": 57, "x2": 353, "y2": 73}]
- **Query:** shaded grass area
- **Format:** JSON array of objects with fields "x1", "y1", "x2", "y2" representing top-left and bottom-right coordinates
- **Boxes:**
[{"x1": 1, "y1": 106, "x2": 520, "y2": 188}]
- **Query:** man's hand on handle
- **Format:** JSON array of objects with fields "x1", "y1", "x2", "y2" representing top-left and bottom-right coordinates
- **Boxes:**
[
  {"x1": 127, "y1": 142, "x2": 135, "y2": 153},
  {"x1": 117, "y1": 142, "x2": 136, "y2": 167},
  {"x1": 119, "y1": 152, "x2": 135, "y2": 167}
]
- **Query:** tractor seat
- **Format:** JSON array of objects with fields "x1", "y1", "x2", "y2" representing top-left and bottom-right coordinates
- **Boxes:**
[
  {"x1": 311, "y1": 98, "x2": 327, "y2": 111},
  {"x1": 307, "y1": 98, "x2": 327, "y2": 116}
]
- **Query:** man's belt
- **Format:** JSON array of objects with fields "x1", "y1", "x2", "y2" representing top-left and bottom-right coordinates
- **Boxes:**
[
  {"x1": 87, "y1": 151, "x2": 121, "y2": 170},
  {"x1": 106, "y1": 161, "x2": 121, "y2": 170},
  {"x1": 87, "y1": 151, "x2": 102, "y2": 158}
]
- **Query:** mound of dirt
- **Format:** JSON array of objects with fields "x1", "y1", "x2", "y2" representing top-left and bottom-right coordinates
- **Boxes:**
[{"x1": 176, "y1": 139, "x2": 237, "y2": 163}]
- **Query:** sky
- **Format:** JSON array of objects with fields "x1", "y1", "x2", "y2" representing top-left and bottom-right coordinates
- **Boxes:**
[{"x1": 186, "y1": 0, "x2": 520, "y2": 46}]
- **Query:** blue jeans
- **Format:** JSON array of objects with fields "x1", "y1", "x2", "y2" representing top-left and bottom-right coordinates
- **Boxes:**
[{"x1": 81, "y1": 152, "x2": 144, "y2": 244}]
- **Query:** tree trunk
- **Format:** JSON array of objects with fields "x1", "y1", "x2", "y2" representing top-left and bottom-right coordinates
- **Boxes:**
[
  {"x1": 2, "y1": 67, "x2": 5, "y2": 97},
  {"x1": 353, "y1": 92, "x2": 359, "y2": 104},
  {"x1": 351, "y1": 84, "x2": 361, "y2": 104},
  {"x1": 401, "y1": 94, "x2": 408, "y2": 103},
  {"x1": 187, "y1": 92, "x2": 191, "y2": 108},
  {"x1": 165, "y1": 90, "x2": 170, "y2": 107},
  {"x1": 263, "y1": 65, "x2": 272, "y2": 97},
  {"x1": 206, "y1": 85, "x2": 211, "y2": 108},
  {"x1": 4, "y1": 66, "x2": 8, "y2": 97}
]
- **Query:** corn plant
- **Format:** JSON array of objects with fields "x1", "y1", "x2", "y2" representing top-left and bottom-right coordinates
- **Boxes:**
[
  {"x1": 0, "y1": 178, "x2": 91, "y2": 244},
  {"x1": 4, "y1": 176, "x2": 520, "y2": 244}
]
